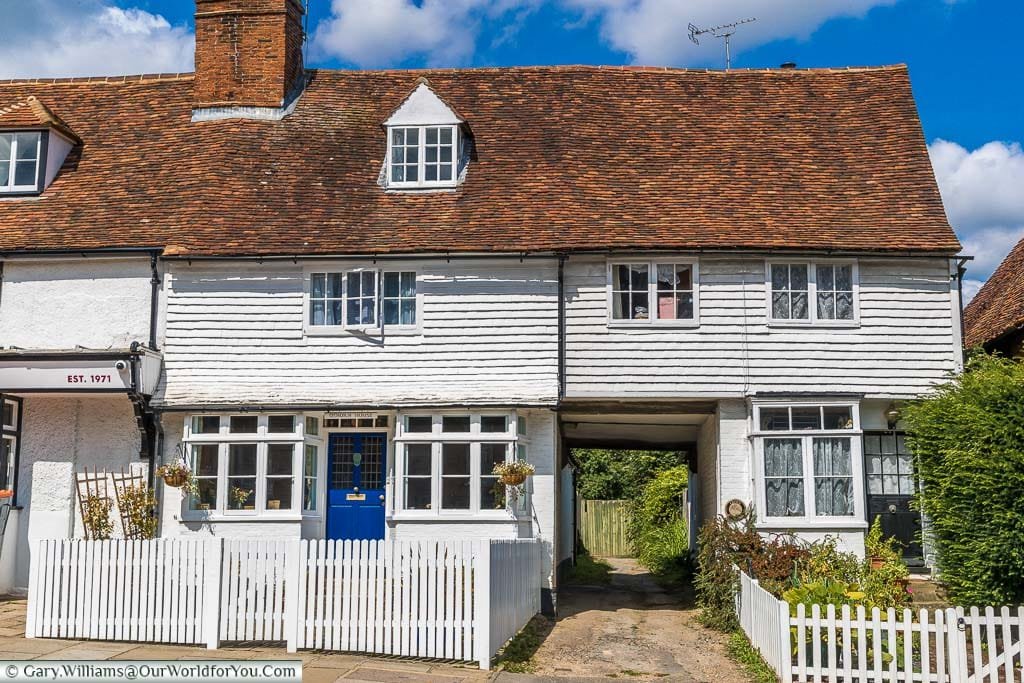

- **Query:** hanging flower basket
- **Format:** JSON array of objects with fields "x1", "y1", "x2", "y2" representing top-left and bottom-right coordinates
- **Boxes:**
[
  {"x1": 162, "y1": 471, "x2": 189, "y2": 488},
  {"x1": 156, "y1": 458, "x2": 193, "y2": 490},
  {"x1": 492, "y1": 461, "x2": 535, "y2": 499},
  {"x1": 500, "y1": 472, "x2": 528, "y2": 486}
]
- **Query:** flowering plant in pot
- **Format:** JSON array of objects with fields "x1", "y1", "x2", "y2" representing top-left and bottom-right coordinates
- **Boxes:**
[
  {"x1": 492, "y1": 460, "x2": 534, "y2": 502},
  {"x1": 155, "y1": 457, "x2": 195, "y2": 492}
]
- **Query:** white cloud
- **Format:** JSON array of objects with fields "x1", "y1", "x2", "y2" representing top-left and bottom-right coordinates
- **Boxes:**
[
  {"x1": 561, "y1": 0, "x2": 898, "y2": 65},
  {"x1": 928, "y1": 140, "x2": 1024, "y2": 285},
  {"x1": 961, "y1": 279, "x2": 984, "y2": 305},
  {"x1": 0, "y1": 1, "x2": 193, "y2": 79},
  {"x1": 312, "y1": 0, "x2": 539, "y2": 68}
]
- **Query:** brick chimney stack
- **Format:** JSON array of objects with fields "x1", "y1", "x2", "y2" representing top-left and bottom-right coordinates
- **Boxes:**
[{"x1": 193, "y1": 0, "x2": 305, "y2": 110}]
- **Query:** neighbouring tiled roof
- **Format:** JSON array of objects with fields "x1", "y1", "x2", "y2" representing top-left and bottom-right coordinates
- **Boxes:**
[
  {"x1": 0, "y1": 95, "x2": 81, "y2": 143},
  {"x1": 964, "y1": 238, "x2": 1024, "y2": 348},
  {"x1": 0, "y1": 65, "x2": 960, "y2": 257}
]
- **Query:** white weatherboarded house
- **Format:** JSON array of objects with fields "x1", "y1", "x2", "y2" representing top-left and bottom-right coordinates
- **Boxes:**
[{"x1": 0, "y1": 0, "x2": 961, "y2": 619}]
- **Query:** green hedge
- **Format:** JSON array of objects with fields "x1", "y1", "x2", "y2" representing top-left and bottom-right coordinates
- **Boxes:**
[
  {"x1": 627, "y1": 465, "x2": 689, "y2": 581},
  {"x1": 903, "y1": 353, "x2": 1024, "y2": 605}
]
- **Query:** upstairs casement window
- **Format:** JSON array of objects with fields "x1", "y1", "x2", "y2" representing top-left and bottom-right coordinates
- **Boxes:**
[
  {"x1": 753, "y1": 402, "x2": 864, "y2": 524},
  {"x1": 388, "y1": 125, "x2": 458, "y2": 188},
  {"x1": 308, "y1": 269, "x2": 418, "y2": 331},
  {"x1": 767, "y1": 261, "x2": 858, "y2": 325},
  {"x1": 0, "y1": 132, "x2": 41, "y2": 193},
  {"x1": 608, "y1": 260, "x2": 699, "y2": 325}
]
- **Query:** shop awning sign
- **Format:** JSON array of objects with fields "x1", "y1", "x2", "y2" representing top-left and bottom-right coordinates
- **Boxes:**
[{"x1": 0, "y1": 359, "x2": 132, "y2": 392}]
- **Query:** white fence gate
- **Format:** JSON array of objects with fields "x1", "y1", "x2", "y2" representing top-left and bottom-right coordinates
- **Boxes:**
[
  {"x1": 736, "y1": 571, "x2": 1024, "y2": 682},
  {"x1": 27, "y1": 537, "x2": 542, "y2": 670}
]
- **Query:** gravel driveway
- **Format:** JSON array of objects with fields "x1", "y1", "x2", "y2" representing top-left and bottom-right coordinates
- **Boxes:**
[{"x1": 498, "y1": 558, "x2": 749, "y2": 683}]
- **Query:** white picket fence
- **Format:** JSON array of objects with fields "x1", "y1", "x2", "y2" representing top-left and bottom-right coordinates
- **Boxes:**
[
  {"x1": 737, "y1": 570, "x2": 1024, "y2": 682},
  {"x1": 26, "y1": 537, "x2": 542, "y2": 669}
]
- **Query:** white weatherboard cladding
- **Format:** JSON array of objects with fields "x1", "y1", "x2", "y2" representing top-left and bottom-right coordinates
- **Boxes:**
[
  {"x1": 157, "y1": 259, "x2": 559, "y2": 406},
  {"x1": 0, "y1": 258, "x2": 153, "y2": 350},
  {"x1": 696, "y1": 411, "x2": 719, "y2": 526},
  {"x1": 385, "y1": 83, "x2": 462, "y2": 126},
  {"x1": 564, "y1": 256, "x2": 960, "y2": 398},
  {"x1": 14, "y1": 394, "x2": 142, "y2": 590}
]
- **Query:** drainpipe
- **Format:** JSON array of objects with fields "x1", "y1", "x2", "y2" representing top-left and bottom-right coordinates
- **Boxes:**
[
  {"x1": 955, "y1": 256, "x2": 969, "y2": 366},
  {"x1": 557, "y1": 253, "x2": 567, "y2": 402},
  {"x1": 149, "y1": 251, "x2": 161, "y2": 351}
]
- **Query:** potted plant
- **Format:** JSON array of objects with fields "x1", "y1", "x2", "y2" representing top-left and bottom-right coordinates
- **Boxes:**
[
  {"x1": 156, "y1": 457, "x2": 193, "y2": 489},
  {"x1": 493, "y1": 460, "x2": 535, "y2": 486},
  {"x1": 230, "y1": 485, "x2": 253, "y2": 510},
  {"x1": 866, "y1": 517, "x2": 889, "y2": 570}
]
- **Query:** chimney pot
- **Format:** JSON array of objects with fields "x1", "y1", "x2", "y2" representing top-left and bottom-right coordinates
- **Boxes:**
[{"x1": 193, "y1": 0, "x2": 306, "y2": 110}]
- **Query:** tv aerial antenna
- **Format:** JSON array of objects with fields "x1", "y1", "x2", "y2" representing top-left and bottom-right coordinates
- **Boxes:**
[{"x1": 688, "y1": 17, "x2": 756, "y2": 69}]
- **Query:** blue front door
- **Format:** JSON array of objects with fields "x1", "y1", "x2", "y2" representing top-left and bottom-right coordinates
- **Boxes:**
[{"x1": 327, "y1": 433, "x2": 387, "y2": 541}]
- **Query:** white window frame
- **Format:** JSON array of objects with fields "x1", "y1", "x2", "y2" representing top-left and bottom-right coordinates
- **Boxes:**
[
  {"x1": 765, "y1": 259, "x2": 860, "y2": 327},
  {"x1": 1, "y1": 396, "x2": 21, "y2": 498},
  {"x1": 302, "y1": 416, "x2": 323, "y2": 516},
  {"x1": 751, "y1": 401, "x2": 867, "y2": 529},
  {"x1": 606, "y1": 258, "x2": 700, "y2": 327},
  {"x1": 181, "y1": 413, "x2": 305, "y2": 521},
  {"x1": 386, "y1": 124, "x2": 459, "y2": 190},
  {"x1": 0, "y1": 131, "x2": 42, "y2": 193},
  {"x1": 392, "y1": 412, "x2": 522, "y2": 520},
  {"x1": 304, "y1": 266, "x2": 421, "y2": 336}
]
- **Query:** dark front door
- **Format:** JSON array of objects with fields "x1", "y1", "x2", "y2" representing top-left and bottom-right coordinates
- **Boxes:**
[
  {"x1": 327, "y1": 433, "x2": 387, "y2": 541},
  {"x1": 864, "y1": 432, "x2": 922, "y2": 564}
]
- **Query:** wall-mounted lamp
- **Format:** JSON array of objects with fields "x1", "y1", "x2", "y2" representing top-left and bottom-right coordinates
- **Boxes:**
[{"x1": 885, "y1": 403, "x2": 901, "y2": 430}]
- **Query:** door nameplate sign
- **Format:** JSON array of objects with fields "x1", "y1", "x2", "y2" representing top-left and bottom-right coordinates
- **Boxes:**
[{"x1": 346, "y1": 493, "x2": 366, "y2": 501}]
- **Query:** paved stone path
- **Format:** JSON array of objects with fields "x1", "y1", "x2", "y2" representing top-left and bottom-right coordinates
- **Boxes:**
[
  {"x1": 0, "y1": 597, "x2": 490, "y2": 682},
  {"x1": 0, "y1": 559, "x2": 747, "y2": 682}
]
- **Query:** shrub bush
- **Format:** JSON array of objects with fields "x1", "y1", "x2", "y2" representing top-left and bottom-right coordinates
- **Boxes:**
[
  {"x1": 696, "y1": 512, "x2": 910, "y2": 630},
  {"x1": 902, "y1": 353, "x2": 1024, "y2": 605},
  {"x1": 627, "y1": 466, "x2": 690, "y2": 582},
  {"x1": 574, "y1": 449, "x2": 686, "y2": 500}
]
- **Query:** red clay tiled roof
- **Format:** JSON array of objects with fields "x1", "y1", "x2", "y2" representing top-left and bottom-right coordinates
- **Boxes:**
[
  {"x1": 0, "y1": 65, "x2": 959, "y2": 257},
  {"x1": 0, "y1": 96, "x2": 81, "y2": 143},
  {"x1": 964, "y1": 238, "x2": 1024, "y2": 348}
]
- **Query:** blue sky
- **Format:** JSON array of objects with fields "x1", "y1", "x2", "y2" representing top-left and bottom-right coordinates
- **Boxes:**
[{"x1": 3, "y1": 0, "x2": 1022, "y2": 296}]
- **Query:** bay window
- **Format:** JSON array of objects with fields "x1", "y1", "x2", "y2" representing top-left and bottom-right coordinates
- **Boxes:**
[
  {"x1": 754, "y1": 403, "x2": 862, "y2": 523},
  {"x1": 182, "y1": 414, "x2": 306, "y2": 518},
  {"x1": 767, "y1": 260, "x2": 858, "y2": 325},
  {"x1": 608, "y1": 260, "x2": 699, "y2": 324},
  {"x1": 308, "y1": 269, "x2": 418, "y2": 331},
  {"x1": 394, "y1": 413, "x2": 523, "y2": 517}
]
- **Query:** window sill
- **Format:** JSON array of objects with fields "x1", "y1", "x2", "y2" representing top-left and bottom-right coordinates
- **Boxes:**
[
  {"x1": 758, "y1": 519, "x2": 869, "y2": 531},
  {"x1": 388, "y1": 512, "x2": 522, "y2": 523},
  {"x1": 607, "y1": 320, "x2": 700, "y2": 329},
  {"x1": 305, "y1": 325, "x2": 422, "y2": 338},
  {"x1": 767, "y1": 320, "x2": 860, "y2": 329},
  {"x1": 179, "y1": 513, "x2": 303, "y2": 523}
]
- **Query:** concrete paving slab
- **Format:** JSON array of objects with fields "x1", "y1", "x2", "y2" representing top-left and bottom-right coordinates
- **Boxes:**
[{"x1": 343, "y1": 668, "x2": 466, "y2": 683}]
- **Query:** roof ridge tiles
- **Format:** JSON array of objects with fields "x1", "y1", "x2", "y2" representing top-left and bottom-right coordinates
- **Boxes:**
[{"x1": 0, "y1": 63, "x2": 909, "y2": 87}]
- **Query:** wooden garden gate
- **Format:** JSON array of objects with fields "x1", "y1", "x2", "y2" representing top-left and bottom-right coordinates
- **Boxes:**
[{"x1": 577, "y1": 498, "x2": 632, "y2": 557}]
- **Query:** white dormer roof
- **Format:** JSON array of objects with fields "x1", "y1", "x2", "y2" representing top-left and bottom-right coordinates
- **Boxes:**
[{"x1": 385, "y1": 82, "x2": 463, "y2": 127}]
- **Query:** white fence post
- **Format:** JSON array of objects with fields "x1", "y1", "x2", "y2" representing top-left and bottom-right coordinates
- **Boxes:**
[
  {"x1": 204, "y1": 538, "x2": 223, "y2": 650},
  {"x1": 283, "y1": 539, "x2": 301, "y2": 654},
  {"x1": 25, "y1": 539, "x2": 41, "y2": 639},
  {"x1": 474, "y1": 540, "x2": 492, "y2": 671},
  {"x1": 945, "y1": 606, "x2": 967, "y2": 681},
  {"x1": 776, "y1": 597, "x2": 792, "y2": 681}
]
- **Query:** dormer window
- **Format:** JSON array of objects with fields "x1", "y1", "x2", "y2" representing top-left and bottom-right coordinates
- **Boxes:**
[
  {"x1": 0, "y1": 132, "x2": 42, "y2": 193},
  {"x1": 389, "y1": 125, "x2": 457, "y2": 187},
  {"x1": 384, "y1": 81, "x2": 464, "y2": 191},
  {"x1": 0, "y1": 97, "x2": 81, "y2": 196}
]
